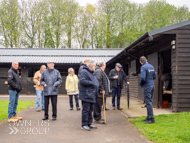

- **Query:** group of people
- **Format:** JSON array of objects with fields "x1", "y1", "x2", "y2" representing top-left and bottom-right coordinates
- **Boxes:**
[{"x1": 7, "y1": 56, "x2": 156, "y2": 128}]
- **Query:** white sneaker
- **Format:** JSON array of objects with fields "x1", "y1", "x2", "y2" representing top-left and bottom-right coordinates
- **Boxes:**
[{"x1": 81, "y1": 125, "x2": 91, "y2": 131}]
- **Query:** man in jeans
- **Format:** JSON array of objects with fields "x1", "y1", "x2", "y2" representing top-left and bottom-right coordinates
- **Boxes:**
[
  {"x1": 7, "y1": 61, "x2": 22, "y2": 122},
  {"x1": 140, "y1": 56, "x2": 157, "y2": 124},
  {"x1": 109, "y1": 63, "x2": 129, "y2": 110},
  {"x1": 33, "y1": 65, "x2": 46, "y2": 112}
]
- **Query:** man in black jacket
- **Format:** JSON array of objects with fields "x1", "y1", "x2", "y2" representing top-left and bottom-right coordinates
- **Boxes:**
[
  {"x1": 94, "y1": 61, "x2": 110, "y2": 123},
  {"x1": 109, "y1": 63, "x2": 129, "y2": 110},
  {"x1": 7, "y1": 61, "x2": 22, "y2": 122}
]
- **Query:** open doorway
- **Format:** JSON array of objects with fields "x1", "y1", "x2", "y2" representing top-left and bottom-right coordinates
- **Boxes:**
[{"x1": 159, "y1": 49, "x2": 172, "y2": 108}]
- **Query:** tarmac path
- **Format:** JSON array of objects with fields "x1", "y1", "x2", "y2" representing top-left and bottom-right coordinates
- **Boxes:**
[{"x1": 0, "y1": 96, "x2": 149, "y2": 143}]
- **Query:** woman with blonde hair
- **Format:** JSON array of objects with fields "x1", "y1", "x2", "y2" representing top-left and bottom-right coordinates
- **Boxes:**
[{"x1": 65, "y1": 68, "x2": 80, "y2": 110}]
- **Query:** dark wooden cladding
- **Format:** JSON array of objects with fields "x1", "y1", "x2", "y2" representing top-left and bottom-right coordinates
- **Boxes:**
[
  {"x1": 148, "y1": 52, "x2": 159, "y2": 108},
  {"x1": 178, "y1": 34, "x2": 190, "y2": 39},
  {"x1": 172, "y1": 27, "x2": 190, "y2": 111},
  {"x1": 0, "y1": 68, "x2": 9, "y2": 94},
  {"x1": 129, "y1": 60, "x2": 139, "y2": 98},
  {"x1": 0, "y1": 64, "x2": 75, "y2": 95},
  {"x1": 129, "y1": 75, "x2": 139, "y2": 98}
]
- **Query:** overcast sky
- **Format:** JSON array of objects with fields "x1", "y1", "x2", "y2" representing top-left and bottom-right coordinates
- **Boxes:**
[{"x1": 76, "y1": 0, "x2": 190, "y2": 9}]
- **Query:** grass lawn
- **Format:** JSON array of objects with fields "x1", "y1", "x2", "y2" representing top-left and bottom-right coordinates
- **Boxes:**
[
  {"x1": 0, "y1": 100, "x2": 35, "y2": 122},
  {"x1": 130, "y1": 112, "x2": 190, "y2": 143}
]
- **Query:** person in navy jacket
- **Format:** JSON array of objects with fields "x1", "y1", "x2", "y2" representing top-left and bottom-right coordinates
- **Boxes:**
[
  {"x1": 79, "y1": 60, "x2": 99, "y2": 131},
  {"x1": 140, "y1": 56, "x2": 156, "y2": 124}
]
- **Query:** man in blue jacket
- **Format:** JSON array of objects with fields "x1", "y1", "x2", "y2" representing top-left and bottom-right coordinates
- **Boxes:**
[
  {"x1": 140, "y1": 56, "x2": 156, "y2": 124},
  {"x1": 79, "y1": 60, "x2": 99, "y2": 131},
  {"x1": 40, "y1": 62, "x2": 62, "y2": 121}
]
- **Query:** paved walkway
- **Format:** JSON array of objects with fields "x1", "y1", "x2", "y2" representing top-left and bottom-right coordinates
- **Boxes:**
[
  {"x1": 111, "y1": 96, "x2": 173, "y2": 118},
  {"x1": 0, "y1": 96, "x2": 150, "y2": 143}
]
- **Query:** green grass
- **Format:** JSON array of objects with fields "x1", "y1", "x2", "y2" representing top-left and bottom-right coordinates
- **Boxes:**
[
  {"x1": 130, "y1": 112, "x2": 190, "y2": 143},
  {"x1": 0, "y1": 100, "x2": 35, "y2": 122}
]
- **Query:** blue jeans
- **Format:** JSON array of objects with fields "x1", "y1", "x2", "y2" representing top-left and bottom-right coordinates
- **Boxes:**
[
  {"x1": 112, "y1": 86, "x2": 121, "y2": 108},
  {"x1": 8, "y1": 90, "x2": 19, "y2": 119},
  {"x1": 69, "y1": 94, "x2": 79, "y2": 108},
  {"x1": 143, "y1": 85, "x2": 155, "y2": 121},
  {"x1": 36, "y1": 90, "x2": 44, "y2": 109}
]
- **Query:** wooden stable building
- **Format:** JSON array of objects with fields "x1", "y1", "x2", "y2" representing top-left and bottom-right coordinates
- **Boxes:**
[
  {"x1": 0, "y1": 48, "x2": 122, "y2": 95},
  {"x1": 106, "y1": 20, "x2": 190, "y2": 112},
  {"x1": 1, "y1": 20, "x2": 190, "y2": 112}
]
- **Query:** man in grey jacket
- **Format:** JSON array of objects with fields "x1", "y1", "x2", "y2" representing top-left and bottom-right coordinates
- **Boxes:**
[{"x1": 40, "y1": 62, "x2": 62, "y2": 121}]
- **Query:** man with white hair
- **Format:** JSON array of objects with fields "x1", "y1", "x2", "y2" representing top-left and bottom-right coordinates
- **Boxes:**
[
  {"x1": 79, "y1": 60, "x2": 99, "y2": 131},
  {"x1": 40, "y1": 62, "x2": 62, "y2": 121},
  {"x1": 94, "y1": 61, "x2": 110, "y2": 123},
  {"x1": 7, "y1": 61, "x2": 22, "y2": 122},
  {"x1": 33, "y1": 65, "x2": 46, "y2": 112}
]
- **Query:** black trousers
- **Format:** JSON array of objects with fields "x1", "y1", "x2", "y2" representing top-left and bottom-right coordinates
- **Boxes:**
[
  {"x1": 69, "y1": 94, "x2": 79, "y2": 108},
  {"x1": 44, "y1": 95, "x2": 57, "y2": 118},
  {"x1": 93, "y1": 97, "x2": 103, "y2": 121},
  {"x1": 82, "y1": 101, "x2": 94, "y2": 127}
]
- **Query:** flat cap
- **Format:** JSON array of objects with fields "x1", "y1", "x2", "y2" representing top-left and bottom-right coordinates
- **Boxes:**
[
  {"x1": 47, "y1": 61, "x2": 55, "y2": 64},
  {"x1": 116, "y1": 63, "x2": 122, "y2": 68}
]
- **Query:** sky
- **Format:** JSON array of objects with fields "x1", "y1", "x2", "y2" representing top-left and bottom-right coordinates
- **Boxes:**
[{"x1": 76, "y1": 0, "x2": 190, "y2": 9}]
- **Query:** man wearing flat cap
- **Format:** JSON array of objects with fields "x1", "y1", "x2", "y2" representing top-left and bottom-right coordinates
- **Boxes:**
[
  {"x1": 40, "y1": 62, "x2": 62, "y2": 121},
  {"x1": 108, "y1": 63, "x2": 129, "y2": 110}
]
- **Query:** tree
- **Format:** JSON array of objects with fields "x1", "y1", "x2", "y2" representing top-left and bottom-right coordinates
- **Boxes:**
[
  {"x1": 85, "y1": 4, "x2": 97, "y2": 49},
  {"x1": 63, "y1": 0, "x2": 79, "y2": 48},
  {"x1": 74, "y1": 6, "x2": 89, "y2": 48},
  {"x1": 142, "y1": 0, "x2": 176, "y2": 31},
  {"x1": 174, "y1": 5, "x2": 190, "y2": 23},
  {"x1": 0, "y1": 0, "x2": 21, "y2": 48},
  {"x1": 0, "y1": 0, "x2": 190, "y2": 49},
  {"x1": 98, "y1": 0, "x2": 117, "y2": 48},
  {"x1": 47, "y1": 0, "x2": 65, "y2": 48},
  {"x1": 20, "y1": 0, "x2": 45, "y2": 48}
]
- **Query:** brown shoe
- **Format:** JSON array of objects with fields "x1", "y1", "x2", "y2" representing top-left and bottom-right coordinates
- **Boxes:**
[
  {"x1": 8, "y1": 117, "x2": 19, "y2": 122},
  {"x1": 105, "y1": 107, "x2": 109, "y2": 110},
  {"x1": 113, "y1": 107, "x2": 116, "y2": 110},
  {"x1": 36, "y1": 109, "x2": 41, "y2": 112},
  {"x1": 13, "y1": 116, "x2": 23, "y2": 120},
  {"x1": 95, "y1": 119, "x2": 105, "y2": 124},
  {"x1": 117, "y1": 107, "x2": 123, "y2": 110}
]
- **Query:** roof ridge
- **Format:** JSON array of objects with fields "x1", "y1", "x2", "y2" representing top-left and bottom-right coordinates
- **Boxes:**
[
  {"x1": 0, "y1": 55, "x2": 113, "y2": 57},
  {"x1": 0, "y1": 48, "x2": 123, "y2": 50}
]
